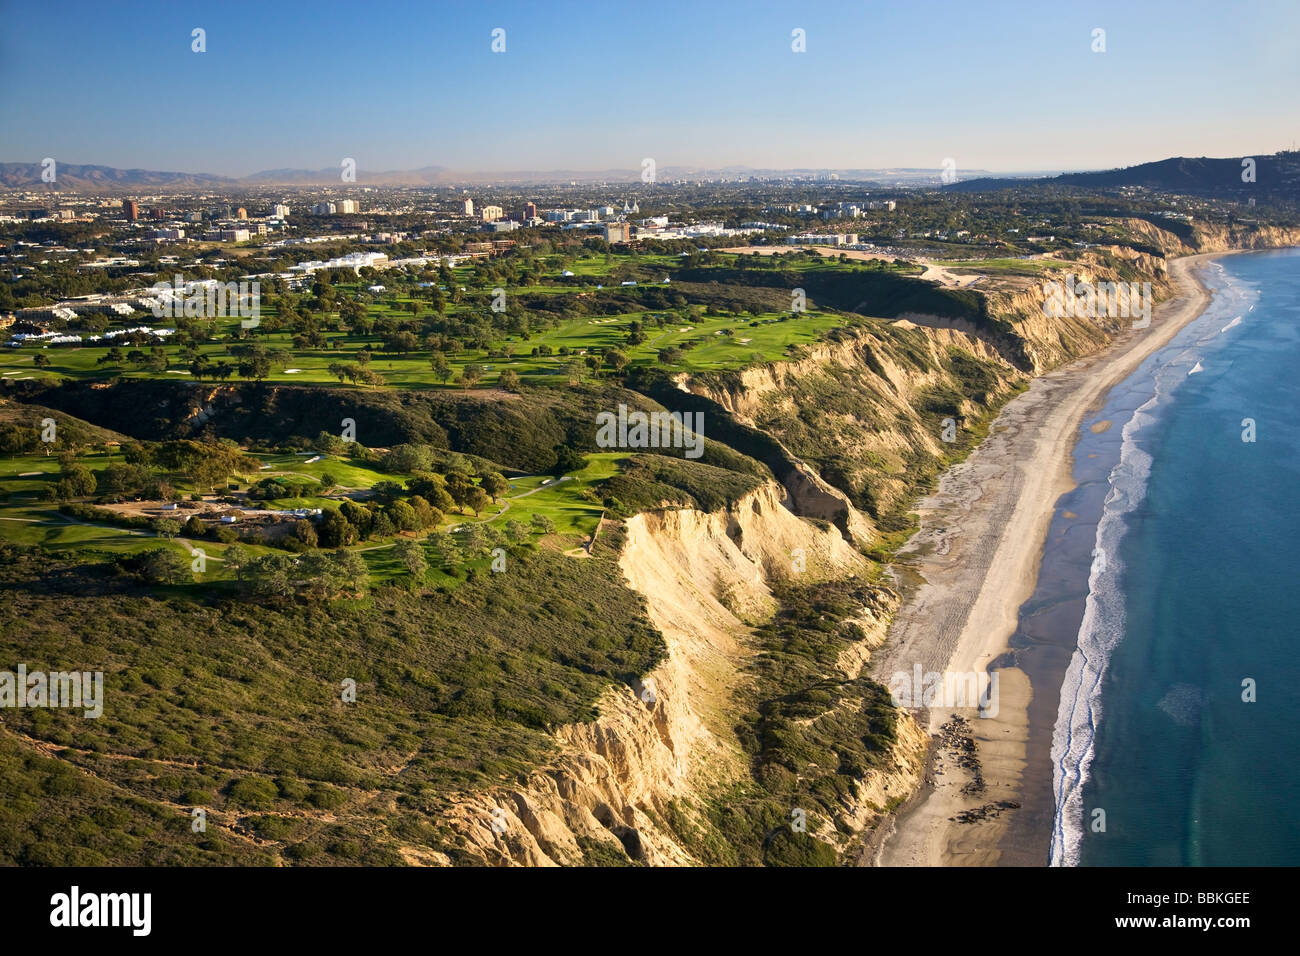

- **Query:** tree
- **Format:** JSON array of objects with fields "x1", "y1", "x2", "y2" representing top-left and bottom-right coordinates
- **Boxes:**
[
  {"x1": 319, "y1": 472, "x2": 337, "y2": 491},
  {"x1": 498, "y1": 368, "x2": 520, "y2": 391},
  {"x1": 34, "y1": 354, "x2": 51, "y2": 369},
  {"x1": 239, "y1": 355, "x2": 272, "y2": 381},
  {"x1": 550, "y1": 444, "x2": 585, "y2": 476},
  {"x1": 407, "y1": 473, "x2": 454, "y2": 513},
  {"x1": 247, "y1": 553, "x2": 295, "y2": 599},
  {"x1": 122, "y1": 441, "x2": 151, "y2": 465},
  {"x1": 385, "y1": 331, "x2": 419, "y2": 355},
  {"x1": 340, "y1": 500, "x2": 374, "y2": 539},
  {"x1": 430, "y1": 352, "x2": 452, "y2": 384},
  {"x1": 371, "y1": 510, "x2": 396, "y2": 538},
  {"x1": 315, "y1": 431, "x2": 347, "y2": 455},
  {"x1": 430, "y1": 531, "x2": 461, "y2": 569},
  {"x1": 356, "y1": 367, "x2": 386, "y2": 388},
  {"x1": 224, "y1": 544, "x2": 251, "y2": 582},
  {"x1": 460, "y1": 363, "x2": 484, "y2": 389},
  {"x1": 293, "y1": 518, "x2": 318, "y2": 548},
  {"x1": 317, "y1": 508, "x2": 356, "y2": 548},
  {"x1": 152, "y1": 518, "x2": 181, "y2": 540},
  {"x1": 392, "y1": 538, "x2": 428, "y2": 583},
  {"x1": 480, "y1": 472, "x2": 509, "y2": 502},
  {"x1": 505, "y1": 519, "x2": 529, "y2": 543},
  {"x1": 410, "y1": 494, "x2": 441, "y2": 530},
  {"x1": 530, "y1": 513, "x2": 556, "y2": 535},
  {"x1": 324, "y1": 549, "x2": 369, "y2": 595},
  {"x1": 138, "y1": 548, "x2": 190, "y2": 585},
  {"x1": 461, "y1": 523, "x2": 489, "y2": 555},
  {"x1": 464, "y1": 486, "x2": 492, "y2": 516},
  {"x1": 382, "y1": 444, "x2": 432, "y2": 474},
  {"x1": 444, "y1": 472, "x2": 472, "y2": 513},
  {"x1": 371, "y1": 480, "x2": 405, "y2": 503},
  {"x1": 387, "y1": 499, "x2": 419, "y2": 532},
  {"x1": 58, "y1": 466, "x2": 97, "y2": 498}
]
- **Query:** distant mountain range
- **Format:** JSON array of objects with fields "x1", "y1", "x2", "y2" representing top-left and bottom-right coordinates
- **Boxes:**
[
  {"x1": 0, "y1": 163, "x2": 235, "y2": 191},
  {"x1": 0, "y1": 161, "x2": 1007, "y2": 192},
  {"x1": 946, "y1": 152, "x2": 1300, "y2": 199},
  {"x1": 5, "y1": 155, "x2": 1294, "y2": 197}
]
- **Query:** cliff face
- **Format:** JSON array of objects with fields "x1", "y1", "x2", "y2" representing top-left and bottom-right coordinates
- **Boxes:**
[
  {"x1": 438, "y1": 483, "x2": 925, "y2": 865},
  {"x1": 680, "y1": 320, "x2": 1026, "y2": 535}
]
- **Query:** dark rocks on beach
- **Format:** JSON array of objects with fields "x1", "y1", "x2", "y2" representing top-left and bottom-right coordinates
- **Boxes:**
[
  {"x1": 935, "y1": 715, "x2": 985, "y2": 794},
  {"x1": 952, "y1": 801, "x2": 1021, "y2": 825}
]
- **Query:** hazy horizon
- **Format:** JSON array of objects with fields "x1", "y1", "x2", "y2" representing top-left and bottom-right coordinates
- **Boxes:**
[{"x1": 3, "y1": 0, "x2": 1296, "y2": 179}]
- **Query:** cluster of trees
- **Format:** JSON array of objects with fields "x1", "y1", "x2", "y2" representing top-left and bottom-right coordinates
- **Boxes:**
[
  {"x1": 393, "y1": 511, "x2": 556, "y2": 584},
  {"x1": 310, "y1": 467, "x2": 507, "y2": 548},
  {"x1": 45, "y1": 452, "x2": 98, "y2": 501},
  {"x1": 94, "y1": 343, "x2": 169, "y2": 370},
  {"x1": 116, "y1": 547, "x2": 192, "y2": 585},
  {"x1": 225, "y1": 547, "x2": 369, "y2": 600},
  {"x1": 316, "y1": 495, "x2": 441, "y2": 548},
  {"x1": 326, "y1": 361, "x2": 386, "y2": 387},
  {"x1": 118, "y1": 544, "x2": 368, "y2": 600},
  {"x1": 30, "y1": 440, "x2": 257, "y2": 505}
]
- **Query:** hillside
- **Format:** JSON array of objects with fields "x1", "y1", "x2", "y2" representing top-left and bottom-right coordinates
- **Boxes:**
[{"x1": 947, "y1": 151, "x2": 1300, "y2": 202}]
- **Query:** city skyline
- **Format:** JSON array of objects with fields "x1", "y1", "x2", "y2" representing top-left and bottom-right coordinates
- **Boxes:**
[{"x1": 3, "y1": 0, "x2": 1297, "y2": 178}]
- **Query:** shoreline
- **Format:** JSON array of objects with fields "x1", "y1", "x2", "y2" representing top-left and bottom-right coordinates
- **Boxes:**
[{"x1": 864, "y1": 252, "x2": 1222, "y2": 867}]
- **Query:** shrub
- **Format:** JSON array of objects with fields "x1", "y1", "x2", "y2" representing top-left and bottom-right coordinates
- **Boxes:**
[{"x1": 227, "y1": 776, "x2": 278, "y2": 810}]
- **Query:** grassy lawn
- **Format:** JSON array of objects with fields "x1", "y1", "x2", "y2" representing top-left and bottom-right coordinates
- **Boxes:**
[
  {"x1": 940, "y1": 257, "x2": 1068, "y2": 276},
  {"x1": 0, "y1": 308, "x2": 843, "y2": 389}
]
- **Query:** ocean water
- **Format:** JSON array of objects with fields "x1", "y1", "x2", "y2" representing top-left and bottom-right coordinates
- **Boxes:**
[{"x1": 1050, "y1": 248, "x2": 1300, "y2": 866}]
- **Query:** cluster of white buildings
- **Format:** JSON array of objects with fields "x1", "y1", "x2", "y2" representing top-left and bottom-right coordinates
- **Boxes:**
[
  {"x1": 766, "y1": 200, "x2": 895, "y2": 219},
  {"x1": 288, "y1": 250, "x2": 389, "y2": 274},
  {"x1": 310, "y1": 200, "x2": 360, "y2": 216},
  {"x1": 6, "y1": 325, "x2": 175, "y2": 348},
  {"x1": 786, "y1": 233, "x2": 860, "y2": 247}
]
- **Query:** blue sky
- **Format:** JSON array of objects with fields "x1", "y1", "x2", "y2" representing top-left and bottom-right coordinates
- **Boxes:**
[{"x1": 2, "y1": 0, "x2": 1296, "y2": 176}]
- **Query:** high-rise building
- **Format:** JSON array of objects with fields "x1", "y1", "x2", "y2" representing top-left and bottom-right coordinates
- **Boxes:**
[
  {"x1": 124, "y1": 200, "x2": 139, "y2": 221},
  {"x1": 480, "y1": 205, "x2": 503, "y2": 222},
  {"x1": 524, "y1": 202, "x2": 537, "y2": 220},
  {"x1": 236, "y1": 207, "x2": 247, "y2": 219},
  {"x1": 603, "y1": 222, "x2": 632, "y2": 243},
  {"x1": 461, "y1": 198, "x2": 474, "y2": 216},
  {"x1": 338, "y1": 199, "x2": 359, "y2": 214},
  {"x1": 273, "y1": 204, "x2": 290, "y2": 219}
]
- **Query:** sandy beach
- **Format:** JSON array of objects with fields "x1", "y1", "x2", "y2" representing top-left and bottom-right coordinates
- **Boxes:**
[{"x1": 864, "y1": 253, "x2": 1221, "y2": 866}]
